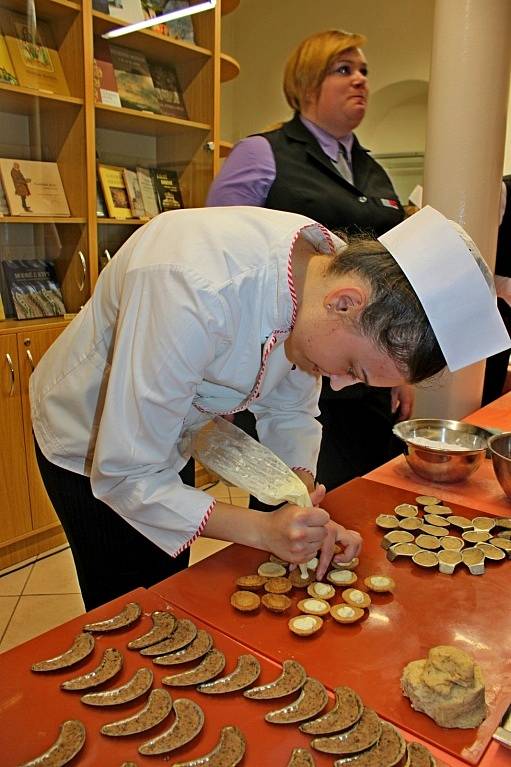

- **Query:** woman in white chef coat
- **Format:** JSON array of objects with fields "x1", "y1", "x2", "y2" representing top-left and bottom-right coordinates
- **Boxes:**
[{"x1": 30, "y1": 205, "x2": 508, "y2": 609}]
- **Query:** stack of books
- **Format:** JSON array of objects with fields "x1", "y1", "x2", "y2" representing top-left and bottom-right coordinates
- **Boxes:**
[
  {"x1": 97, "y1": 164, "x2": 183, "y2": 220},
  {"x1": 94, "y1": 0, "x2": 196, "y2": 44},
  {"x1": 94, "y1": 38, "x2": 188, "y2": 118}
]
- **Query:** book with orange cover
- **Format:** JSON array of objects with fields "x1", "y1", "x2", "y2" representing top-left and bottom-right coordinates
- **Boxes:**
[
  {"x1": 0, "y1": 9, "x2": 70, "y2": 96},
  {"x1": 98, "y1": 163, "x2": 132, "y2": 219},
  {"x1": 0, "y1": 32, "x2": 17, "y2": 85}
]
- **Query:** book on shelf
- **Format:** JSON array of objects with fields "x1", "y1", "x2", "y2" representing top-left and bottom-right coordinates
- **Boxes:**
[
  {"x1": 0, "y1": 32, "x2": 17, "y2": 85},
  {"x1": 140, "y1": 0, "x2": 168, "y2": 35},
  {"x1": 0, "y1": 176, "x2": 9, "y2": 215},
  {"x1": 93, "y1": 37, "x2": 121, "y2": 107},
  {"x1": 123, "y1": 168, "x2": 147, "y2": 218},
  {"x1": 151, "y1": 168, "x2": 184, "y2": 212},
  {"x1": 160, "y1": 1, "x2": 195, "y2": 42},
  {"x1": 136, "y1": 166, "x2": 160, "y2": 218},
  {"x1": 109, "y1": 44, "x2": 160, "y2": 113},
  {"x1": 98, "y1": 163, "x2": 133, "y2": 219},
  {"x1": 0, "y1": 158, "x2": 70, "y2": 217},
  {"x1": 0, "y1": 9, "x2": 70, "y2": 96},
  {"x1": 96, "y1": 180, "x2": 107, "y2": 217},
  {"x1": 107, "y1": 0, "x2": 145, "y2": 24},
  {"x1": 148, "y1": 60, "x2": 187, "y2": 119},
  {"x1": 93, "y1": 0, "x2": 110, "y2": 13},
  {"x1": 2, "y1": 259, "x2": 66, "y2": 320}
]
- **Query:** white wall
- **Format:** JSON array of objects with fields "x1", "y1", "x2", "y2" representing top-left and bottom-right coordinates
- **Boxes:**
[{"x1": 221, "y1": 0, "x2": 511, "y2": 184}]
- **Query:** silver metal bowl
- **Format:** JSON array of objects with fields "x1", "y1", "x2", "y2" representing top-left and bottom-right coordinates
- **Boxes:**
[
  {"x1": 393, "y1": 418, "x2": 491, "y2": 483},
  {"x1": 488, "y1": 432, "x2": 511, "y2": 499}
]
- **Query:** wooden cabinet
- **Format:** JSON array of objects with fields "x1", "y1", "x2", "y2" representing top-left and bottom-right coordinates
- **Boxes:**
[
  {"x1": 0, "y1": 321, "x2": 68, "y2": 570},
  {"x1": 0, "y1": 1, "x2": 240, "y2": 567}
]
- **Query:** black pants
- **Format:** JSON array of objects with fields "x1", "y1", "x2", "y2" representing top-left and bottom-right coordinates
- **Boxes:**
[
  {"x1": 35, "y1": 441, "x2": 192, "y2": 611},
  {"x1": 482, "y1": 299, "x2": 511, "y2": 406},
  {"x1": 235, "y1": 384, "x2": 402, "y2": 497}
]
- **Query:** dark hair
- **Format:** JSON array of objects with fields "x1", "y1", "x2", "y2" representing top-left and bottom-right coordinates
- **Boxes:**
[{"x1": 328, "y1": 234, "x2": 446, "y2": 384}]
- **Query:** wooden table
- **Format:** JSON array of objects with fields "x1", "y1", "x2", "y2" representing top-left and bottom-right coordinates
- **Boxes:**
[{"x1": 153, "y1": 478, "x2": 511, "y2": 767}]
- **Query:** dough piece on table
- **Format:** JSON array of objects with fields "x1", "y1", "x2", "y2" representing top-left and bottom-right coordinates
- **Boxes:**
[
  {"x1": 401, "y1": 645, "x2": 486, "y2": 728},
  {"x1": 230, "y1": 590, "x2": 260, "y2": 612}
]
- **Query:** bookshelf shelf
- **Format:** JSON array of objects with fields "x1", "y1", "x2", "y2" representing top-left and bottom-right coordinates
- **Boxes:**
[
  {"x1": 220, "y1": 52, "x2": 239, "y2": 83},
  {"x1": 95, "y1": 103, "x2": 210, "y2": 136},
  {"x1": 5, "y1": 0, "x2": 80, "y2": 18}
]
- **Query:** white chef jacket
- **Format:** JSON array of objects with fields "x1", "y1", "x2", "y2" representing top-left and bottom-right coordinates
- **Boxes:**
[{"x1": 30, "y1": 206, "x2": 344, "y2": 556}]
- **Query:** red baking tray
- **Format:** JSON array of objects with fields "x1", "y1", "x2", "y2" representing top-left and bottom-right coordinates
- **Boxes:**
[
  {"x1": 153, "y1": 479, "x2": 511, "y2": 764},
  {"x1": 1, "y1": 587, "x2": 345, "y2": 767}
]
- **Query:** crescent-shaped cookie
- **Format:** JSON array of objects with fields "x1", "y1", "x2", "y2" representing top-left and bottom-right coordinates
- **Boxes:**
[
  {"x1": 100, "y1": 688, "x2": 172, "y2": 736},
  {"x1": 406, "y1": 741, "x2": 437, "y2": 766},
  {"x1": 153, "y1": 629, "x2": 213, "y2": 666},
  {"x1": 127, "y1": 611, "x2": 177, "y2": 649},
  {"x1": 81, "y1": 667, "x2": 153, "y2": 706},
  {"x1": 197, "y1": 654, "x2": 261, "y2": 694},
  {"x1": 31, "y1": 632, "x2": 95, "y2": 672},
  {"x1": 140, "y1": 619, "x2": 197, "y2": 656},
  {"x1": 138, "y1": 698, "x2": 205, "y2": 755},
  {"x1": 83, "y1": 602, "x2": 141, "y2": 632},
  {"x1": 265, "y1": 678, "x2": 328, "y2": 724},
  {"x1": 172, "y1": 725, "x2": 246, "y2": 767},
  {"x1": 286, "y1": 748, "x2": 316, "y2": 767},
  {"x1": 18, "y1": 720, "x2": 86, "y2": 767},
  {"x1": 311, "y1": 708, "x2": 382, "y2": 754},
  {"x1": 332, "y1": 721, "x2": 406, "y2": 766},
  {"x1": 300, "y1": 685, "x2": 363, "y2": 735},
  {"x1": 61, "y1": 647, "x2": 123, "y2": 691},
  {"x1": 244, "y1": 659, "x2": 306, "y2": 699},
  {"x1": 162, "y1": 648, "x2": 226, "y2": 686}
]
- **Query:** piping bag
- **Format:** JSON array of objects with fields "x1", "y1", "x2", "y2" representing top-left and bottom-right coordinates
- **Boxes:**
[{"x1": 181, "y1": 416, "x2": 313, "y2": 578}]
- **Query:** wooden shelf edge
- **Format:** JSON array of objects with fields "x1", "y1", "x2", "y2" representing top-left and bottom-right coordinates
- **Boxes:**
[
  {"x1": 0, "y1": 317, "x2": 71, "y2": 334},
  {"x1": 219, "y1": 140, "x2": 233, "y2": 158},
  {"x1": 220, "y1": 52, "x2": 240, "y2": 82},
  {"x1": 0, "y1": 82, "x2": 83, "y2": 106},
  {"x1": 0, "y1": 216, "x2": 86, "y2": 224}
]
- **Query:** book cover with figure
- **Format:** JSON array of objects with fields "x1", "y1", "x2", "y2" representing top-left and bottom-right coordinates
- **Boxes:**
[
  {"x1": 109, "y1": 44, "x2": 160, "y2": 113},
  {"x1": 148, "y1": 60, "x2": 187, "y2": 118},
  {"x1": 0, "y1": 33, "x2": 17, "y2": 85},
  {"x1": 93, "y1": 37, "x2": 121, "y2": 107},
  {"x1": 161, "y1": 0, "x2": 195, "y2": 42},
  {"x1": 0, "y1": 9, "x2": 70, "y2": 95},
  {"x1": 0, "y1": 158, "x2": 70, "y2": 217},
  {"x1": 107, "y1": 0, "x2": 145, "y2": 24},
  {"x1": 98, "y1": 163, "x2": 132, "y2": 219},
  {"x1": 2, "y1": 259, "x2": 66, "y2": 319},
  {"x1": 151, "y1": 167, "x2": 184, "y2": 212}
]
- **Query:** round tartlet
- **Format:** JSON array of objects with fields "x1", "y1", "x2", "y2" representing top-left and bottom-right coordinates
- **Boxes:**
[
  {"x1": 331, "y1": 556, "x2": 359, "y2": 571},
  {"x1": 394, "y1": 503, "x2": 419, "y2": 518},
  {"x1": 330, "y1": 603, "x2": 365, "y2": 624},
  {"x1": 440, "y1": 535, "x2": 465, "y2": 551},
  {"x1": 381, "y1": 530, "x2": 415, "y2": 550},
  {"x1": 307, "y1": 582, "x2": 336, "y2": 600},
  {"x1": 264, "y1": 576, "x2": 292, "y2": 594},
  {"x1": 462, "y1": 530, "x2": 491, "y2": 544},
  {"x1": 399, "y1": 517, "x2": 423, "y2": 531},
  {"x1": 342, "y1": 588, "x2": 371, "y2": 609},
  {"x1": 421, "y1": 524, "x2": 447, "y2": 538},
  {"x1": 415, "y1": 495, "x2": 441, "y2": 507},
  {"x1": 297, "y1": 598, "x2": 330, "y2": 616},
  {"x1": 230, "y1": 590, "x2": 261, "y2": 612},
  {"x1": 326, "y1": 569, "x2": 357, "y2": 586},
  {"x1": 375, "y1": 514, "x2": 400, "y2": 530},
  {"x1": 261, "y1": 593, "x2": 292, "y2": 613},
  {"x1": 412, "y1": 550, "x2": 439, "y2": 568},
  {"x1": 415, "y1": 534, "x2": 442, "y2": 551},
  {"x1": 472, "y1": 516, "x2": 495, "y2": 532},
  {"x1": 423, "y1": 514, "x2": 450, "y2": 528},
  {"x1": 289, "y1": 568, "x2": 315, "y2": 588},
  {"x1": 424, "y1": 504, "x2": 452, "y2": 515},
  {"x1": 364, "y1": 575, "x2": 395, "y2": 593},
  {"x1": 235, "y1": 574, "x2": 267, "y2": 591},
  {"x1": 258, "y1": 562, "x2": 287, "y2": 578},
  {"x1": 288, "y1": 614, "x2": 323, "y2": 636}
]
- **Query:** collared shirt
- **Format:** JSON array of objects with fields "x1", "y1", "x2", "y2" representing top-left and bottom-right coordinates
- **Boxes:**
[
  {"x1": 30, "y1": 207, "x2": 343, "y2": 557},
  {"x1": 206, "y1": 116, "x2": 354, "y2": 207}
]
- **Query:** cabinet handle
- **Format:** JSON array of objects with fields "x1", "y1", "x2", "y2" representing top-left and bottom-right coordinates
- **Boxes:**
[
  {"x1": 104, "y1": 249, "x2": 112, "y2": 262},
  {"x1": 76, "y1": 250, "x2": 87, "y2": 292},
  {"x1": 25, "y1": 348, "x2": 35, "y2": 371},
  {"x1": 5, "y1": 353, "x2": 15, "y2": 397}
]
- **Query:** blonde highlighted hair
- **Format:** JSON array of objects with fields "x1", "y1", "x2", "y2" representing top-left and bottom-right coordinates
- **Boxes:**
[{"x1": 283, "y1": 29, "x2": 366, "y2": 112}]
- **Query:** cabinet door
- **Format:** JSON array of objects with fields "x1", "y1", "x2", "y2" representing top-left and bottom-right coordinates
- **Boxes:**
[
  {"x1": 17, "y1": 325, "x2": 66, "y2": 531},
  {"x1": 0, "y1": 334, "x2": 32, "y2": 543}
]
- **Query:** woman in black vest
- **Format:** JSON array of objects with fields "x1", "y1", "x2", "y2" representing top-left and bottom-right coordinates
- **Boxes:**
[{"x1": 207, "y1": 29, "x2": 413, "y2": 490}]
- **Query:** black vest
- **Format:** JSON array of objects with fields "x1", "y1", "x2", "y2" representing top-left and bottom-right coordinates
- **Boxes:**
[
  {"x1": 259, "y1": 114, "x2": 404, "y2": 235},
  {"x1": 496, "y1": 175, "x2": 511, "y2": 277}
]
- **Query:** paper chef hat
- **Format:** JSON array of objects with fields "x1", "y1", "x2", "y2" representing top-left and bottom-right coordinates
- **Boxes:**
[{"x1": 378, "y1": 205, "x2": 511, "y2": 372}]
